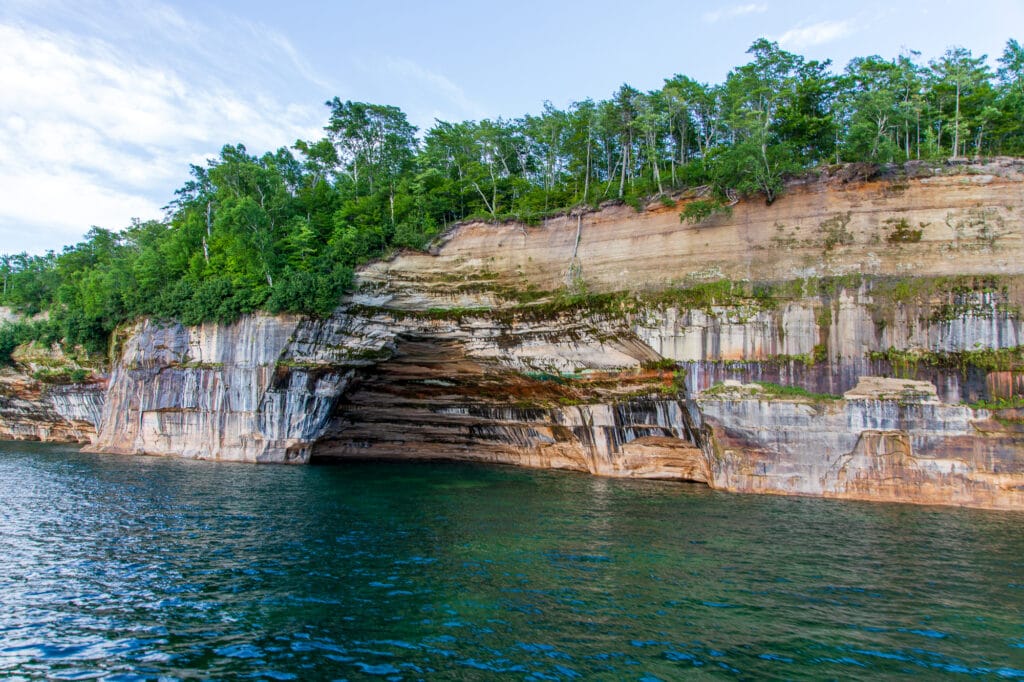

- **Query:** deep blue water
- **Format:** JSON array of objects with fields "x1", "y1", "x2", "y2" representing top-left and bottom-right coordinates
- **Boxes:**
[{"x1": 1, "y1": 441, "x2": 1023, "y2": 680}]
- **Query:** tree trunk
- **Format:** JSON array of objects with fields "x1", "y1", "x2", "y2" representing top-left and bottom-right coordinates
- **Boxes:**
[
  {"x1": 650, "y1": 134, "x2": 663, "y2": 195},
  {"x1": 605, "y1": 160, "x2": 620, "y2": 197},
  {"x1": 471, "y1": 181, "x2": 496, "y2": 221},
  {"x1": 202, "y1": 201, "x2": 212, "y2": 263},
  {"x1": 491, "y1": 164, "x2": 498, "y2": 219},
  {"x1": 952, "y1": 80, "x2": 961, "y2": 158},
  {"x1": 583, "y1": 125, "x2": 592, "y2": 203},
  {"x1": 916, "y1": 111, "x2": 921, "y2": 159},
  {"x1": 626, "y1": 129, "x2": 634, "y2": 188},
  {"x1": 618, "y1": 147, "x2": 627, "y2": 198}
]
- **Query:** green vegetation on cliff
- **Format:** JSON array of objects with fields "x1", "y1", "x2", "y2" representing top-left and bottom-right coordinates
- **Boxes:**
[{"x1": 2, "y1": 39, "x2": 1024, "y2": 358}]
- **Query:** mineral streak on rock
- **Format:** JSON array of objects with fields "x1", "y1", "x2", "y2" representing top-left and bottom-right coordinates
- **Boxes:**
[
  {"x1": 5, "y1": 163, "x2": 1024, "y2": 508},
  {"x1": 698, "y1": 377, "x2": 1024, "y2": 509},
  {"x1": 0, "y1": 369, "x2": 104, "y2": 443}
]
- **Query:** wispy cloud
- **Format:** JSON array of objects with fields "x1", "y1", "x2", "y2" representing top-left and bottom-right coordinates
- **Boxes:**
[
  {"x1": 0, "y1": 2, "x2": 328, "y2": 253},
  {"x1": 378, "y1": 57, "x2": 490, "y2": 126},
  {"x1": 776, "y1": 19, "x2": 855, "y2": 49},
  {"x1": 702, "y1": 3, "x2": 768, "y2": 23},
  {"x1": 241, "y1": 20, "x2": 338, "y2": 95}
]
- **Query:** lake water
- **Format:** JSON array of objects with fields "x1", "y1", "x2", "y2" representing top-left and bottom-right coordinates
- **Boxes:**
[{"x1": 1, "y1": 441, "x2": 1023, "y2": 680}]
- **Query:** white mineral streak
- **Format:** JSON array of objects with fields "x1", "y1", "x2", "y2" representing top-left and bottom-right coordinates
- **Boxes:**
[{"x1": 4, "y1": 163, "x2": 1022, "y2": 507}]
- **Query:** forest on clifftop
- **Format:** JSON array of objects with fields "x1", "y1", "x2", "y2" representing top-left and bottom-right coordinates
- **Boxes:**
[{"x1": 2, "y1": 38, "x2": 1024, "y2": 361}]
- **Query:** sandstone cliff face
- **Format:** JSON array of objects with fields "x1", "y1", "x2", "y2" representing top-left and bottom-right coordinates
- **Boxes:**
[
  {"x1": 0, "y1": 370, "x2": 104, "y2": 443},
  {"x1": 698, "y1": 379, "x2": 1024, "y2": 509},
  {"x1": 7, "y1": 162, "x2": 1024, "y2": 508},
  {"x1": 86, "y1": 316, "x2": 305, "y2": 461},
  {"x1": 650, "y1": 281, "x2": 1024, "y2": 403},
  {"x1": 360, "y1": 161, "x2": 1024, "y2": 295}
]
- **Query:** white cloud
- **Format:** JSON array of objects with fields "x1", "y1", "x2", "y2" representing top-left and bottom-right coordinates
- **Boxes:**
[
  {"x1": 776, "y1": 20, "x2": 854, "y2": 49},
  {"x1": 0, "y1": 170, "x2": 163, "y2": 251},
  {"x1": 0, "y1": 4, "x2": 328, "y2": 254},
  {"x1": 702, "y1": 3, "x2": 768, "y2": 23}
]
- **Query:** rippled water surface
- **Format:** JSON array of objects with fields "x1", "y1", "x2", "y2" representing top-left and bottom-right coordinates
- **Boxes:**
[{"x1": 1, "y1": 442, "x2": 1023, "y2": 680}]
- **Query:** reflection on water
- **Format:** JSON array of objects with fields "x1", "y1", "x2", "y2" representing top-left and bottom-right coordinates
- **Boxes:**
[{"x1": 1, "y1": 441, "x2": 1023, "y2": 679}]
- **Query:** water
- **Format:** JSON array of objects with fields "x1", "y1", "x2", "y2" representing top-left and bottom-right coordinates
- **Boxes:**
[{"x1": 1, "y1": 442, "x2": 1023, "y2": 680}]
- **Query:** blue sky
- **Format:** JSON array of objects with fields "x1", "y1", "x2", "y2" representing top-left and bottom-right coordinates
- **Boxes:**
[{"x1": 1, "y1": 0, "x2": 1022, "y2": 254}]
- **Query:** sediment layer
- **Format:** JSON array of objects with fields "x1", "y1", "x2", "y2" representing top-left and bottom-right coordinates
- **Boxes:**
[{"x1": 7, "y1": 161, "x2": 1024, "y2": 508}]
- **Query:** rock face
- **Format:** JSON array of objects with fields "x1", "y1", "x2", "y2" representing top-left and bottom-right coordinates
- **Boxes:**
[
  {"x1": 0, "y1": 371, "x2": 104, "y2": 443},
  {"x1": 698, "y1": 378, "x2": 1024, "y2": 509},
  {"x1": 6, "y1": 162, "x2": 1024, "y2": 509},
  {"x1": 86, "y1": 316, "x2": 307, "y2": 461},
  {"x1": 360, "y1": 161, "x2": 1024, "y2": 295}
]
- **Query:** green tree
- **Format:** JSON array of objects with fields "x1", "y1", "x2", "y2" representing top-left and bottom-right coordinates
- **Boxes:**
[
  {"x1": 929, "y1": 47, "x2": 993, "y2": 158},
  {"x1": 714, "y1": 39, "x2": 812, "y2": 203},
  {"x1": 324, "y1": 99, "x2": 418, "y2": 224},
  {"x1": 996, "y1": 39, "x2": 1024, "y2": 153},
  {"x1": 839, "y1": 56, "x2": 907, "y2": 162}
]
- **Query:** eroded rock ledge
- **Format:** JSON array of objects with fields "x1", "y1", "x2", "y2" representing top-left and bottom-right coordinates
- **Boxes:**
[
  {"x1": 699, "y1": 378, "x2": 1024, "y2": 508},
  {"x1": 6, "y1": 163, "x2": 1024, "y2": 509}
]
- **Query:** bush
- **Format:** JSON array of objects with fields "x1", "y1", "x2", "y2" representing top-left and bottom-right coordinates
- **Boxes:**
[
  {"x1": 266, "y1": 267, "x2": 352, "y2": 318},
  {"x1": 0, "y1": 319, "x2": 61, "y2": 365},
  {"x1": 680, "y1": 198, "x2": 732, "y2": 224}
]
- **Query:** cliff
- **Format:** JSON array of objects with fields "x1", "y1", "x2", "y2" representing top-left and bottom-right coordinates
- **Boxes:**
[
  {"x1": 8, "y1": 160, "x2": 1024, "y2": 509},
  {"x1": 0, "y1": 342, "x2": 104, "y2": 443},
  {"x1": 699, "y1": 378, "x2": 1024, "y2": 508}
]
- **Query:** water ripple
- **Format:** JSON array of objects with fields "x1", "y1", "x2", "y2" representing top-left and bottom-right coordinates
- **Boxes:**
[{"x1": 1, "y1": 442, "x2": 1023, "y2": 678}]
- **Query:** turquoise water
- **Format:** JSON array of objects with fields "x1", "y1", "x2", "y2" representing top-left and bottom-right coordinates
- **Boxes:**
[{"x1": 1, "y1": 442, "x2": 1023, "y2": 680}]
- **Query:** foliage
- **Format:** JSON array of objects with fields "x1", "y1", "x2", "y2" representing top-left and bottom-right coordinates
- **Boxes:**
[
  {"x1": 701, "y1": 380, "x2": 840, "y2": 401},
  {"x1": 867, "y1": 346, "x2": 1024, "y2": 375},
  {"x1": 641, "y1": 358, "x2": 680, "y2": 371},
  {"x1": 884, "y1": 218, "x2": 924, "y2": 244},
  {"x1": 969, "y1": 395, "x2": 1024, "y2": 410},
  {"x1": 0, "y1": 320, "x2": 60, "y2": 366},
  {"x1": 753, "y1": 381, "x2": 841, "y2": 401},
  {"x1": 3, "y1": 39, "x2": 1024, "y2": 357},
  {"x1": 679, "y1": 199, "x2": 732, "y2": 224},
  {"x1": 32, "y1": 367, "x2": 90, "y2": 384}
]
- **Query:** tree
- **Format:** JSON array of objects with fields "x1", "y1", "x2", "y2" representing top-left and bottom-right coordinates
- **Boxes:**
[
  {"x1": 565, "y1": 99, "x2": 598, "y2": 203},
  {"x1": 839, "y1": 56, "x2": 906, "y2": 162},
  {"x1": 662, "y1": 75, "x2": 713, "y2": 176},
  {"x1": 634, "y1": 91, "x2": 667, "y2": 194},
  {"x1": 609, "y1": 84, "x2": 641, "y2": 198},
  {"x1": 324, "y1": 99, "x2": 418, "y2": 223},
  {"x1": 996, "y1": 39, "x2": 1024, "y2": 154},
  {"x1": 715, "y1": 39, "x2": 811, "y2": 203},
  {"x1": 930, "y1": 47, "x2": 992, "y2": 158}
]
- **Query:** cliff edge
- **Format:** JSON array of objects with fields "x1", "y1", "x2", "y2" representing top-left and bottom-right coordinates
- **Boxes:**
[{"x1": 7, "y1": 161, "x2": 1024, "y2": 509}]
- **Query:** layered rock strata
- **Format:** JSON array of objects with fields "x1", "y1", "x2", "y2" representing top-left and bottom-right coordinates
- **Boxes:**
[
  {"x1": 5, "y1": 162, "x2": 1024, "y2": 508},
  {"x1": 699, "y1": 378, "x2": 1024, "y2": 509},
  {"x1": 0, "y1": 370, "x2": 103, "y2": 443}
]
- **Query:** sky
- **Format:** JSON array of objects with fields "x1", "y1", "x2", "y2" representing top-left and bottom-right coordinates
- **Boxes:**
[{"x1": 1, "y1": 0, "x2": 1022, "y2": 254}]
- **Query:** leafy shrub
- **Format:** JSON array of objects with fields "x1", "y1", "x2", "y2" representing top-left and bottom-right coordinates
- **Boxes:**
[{"x1": 680, "y1": 199, "x2": 732, "y2": 224}]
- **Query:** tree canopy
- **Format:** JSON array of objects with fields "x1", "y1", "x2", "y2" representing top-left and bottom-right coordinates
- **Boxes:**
[{"x1": 3, "y1": 39, "x2": 1023, "y2": 360}]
